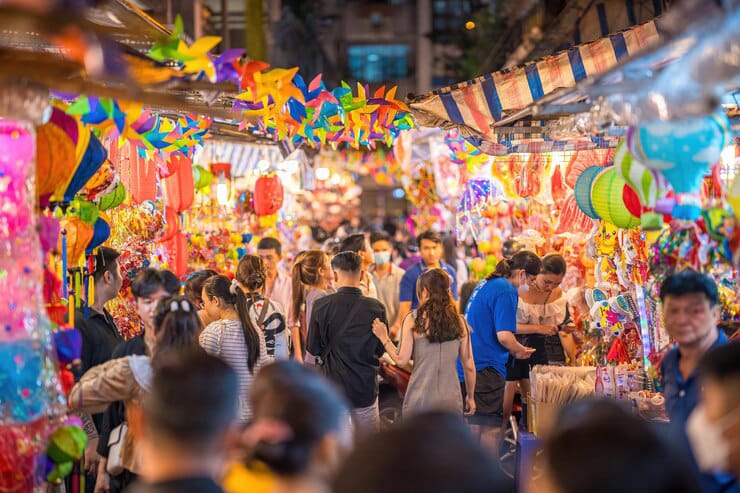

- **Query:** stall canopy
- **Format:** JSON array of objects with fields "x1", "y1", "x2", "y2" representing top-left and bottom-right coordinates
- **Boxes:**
[{"x1": 407, "y1": 20, "x2": 661, "y2": 154}]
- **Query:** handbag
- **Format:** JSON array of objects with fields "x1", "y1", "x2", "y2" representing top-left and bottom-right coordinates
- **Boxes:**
[
  {"x1": 106, "y1": 422, "x2": 128, "y2": 476},
  {"x1": 315, "y1": 303, "x2": 363, "y2": 372}
]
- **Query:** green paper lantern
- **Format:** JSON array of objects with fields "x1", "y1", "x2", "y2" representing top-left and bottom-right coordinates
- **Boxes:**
[
  {"x1": 590, "y1": 167, "x2": 640, "y2": 229},
  {"x1": 70, "y1": 198, "x2": 99, "y2": 226},
  {"x1": 193, "y1": 165, "x2": 213, "y2": 191},
  {"x1": 46, "y1": 426, "x2": 87, "y2": 463},
  {"x1": 99, "y1": 182, "x2": 127, "y2": 211}
]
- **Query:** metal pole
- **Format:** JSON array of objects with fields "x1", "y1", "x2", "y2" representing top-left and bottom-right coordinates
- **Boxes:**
[
  {"x1": 221, "y1": 0, "x2": 230, "y2": 49},
  {"x1": 194, "y1": 0, "x2": 203, "y2": 38}
]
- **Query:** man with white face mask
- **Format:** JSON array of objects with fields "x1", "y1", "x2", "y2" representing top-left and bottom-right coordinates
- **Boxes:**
[
  {"x1": 369, "y1": 232, "x2": 405, "y2": 338},
  {"x1": 659, "y1": 272, "x2": 738, "y2": 493},
  {"x1": 688, "y1": 342, "x2": 740, "y2": 485}
]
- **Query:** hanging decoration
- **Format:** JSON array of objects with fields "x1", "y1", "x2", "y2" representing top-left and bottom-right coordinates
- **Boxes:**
[
  {"x1": 574, "y1": 166, "x2": 604, "y2": 220},
  {"x1": 614, "y1": 142, "x2": 671, "y2": 230},
  {"x1": 590, "y1": 168, "x2": 640, "y2": 229}
]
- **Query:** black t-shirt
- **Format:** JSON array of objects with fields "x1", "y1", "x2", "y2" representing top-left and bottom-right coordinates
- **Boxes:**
[
  {"x1": 306, "y1": 287, "x2": 387, "y2": 408},
  {"x1": 74, "y1": 307, "x2": 123, "y2": 432},
  {"x1": 126, "y1": 477, "x2": 223, "y2": 493}
]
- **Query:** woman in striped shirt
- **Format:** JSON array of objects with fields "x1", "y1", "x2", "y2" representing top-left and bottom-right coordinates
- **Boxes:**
[{"x1": 200, "y1": 274, "x2": 266, "y2": 422}]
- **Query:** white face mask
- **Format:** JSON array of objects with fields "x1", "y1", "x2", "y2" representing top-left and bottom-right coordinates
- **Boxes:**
[
  {"x1": 373, "y1": 251, "x2": 391, "y2": 265},
  {"x1": 686, "y1": 404, "x2": 737, "y2": 473},
  {"x1": 517, "y1": 271, "x2": 530, "y2": 294}
]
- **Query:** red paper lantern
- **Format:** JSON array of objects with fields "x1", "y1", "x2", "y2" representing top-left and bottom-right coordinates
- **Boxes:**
[
  {"x1": 162, "y1": 154, "x2": 194, "y2": 212},
  {"x1": 253, "y1": 173, "x2": 284, "y2": 216},
  {"x1": 163, "y1": 231, "x2": 188, "y2": 278}
]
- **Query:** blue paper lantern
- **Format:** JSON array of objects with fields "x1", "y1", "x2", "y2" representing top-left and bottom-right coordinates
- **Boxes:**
[
  {"x1": 627, "y1": 110, "x2": 730, "y2": 194},
  {"x1": 573, "y1": 166, "x2": 604, "y2": 219},
  {"x1": 85, "y1": 217, "x2": 111, "y2": 254}
]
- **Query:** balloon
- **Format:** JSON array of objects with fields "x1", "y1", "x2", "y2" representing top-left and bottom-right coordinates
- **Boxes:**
[
  {"x1": 254, "y1": 173, "x2": 284, "y2": 216},
  {"x1": 0, "y1": 340, "x2": 45, "y2": 423},
  {"x1": 86, "y1": 216, "x2": 111, "y2": 254},
  {"x1": 627, "y1": 110, "x2": 730, "y2": 194},
  {"x1": 614, "y1": 141, "x2": 670, "y2": 208},
  {"x1": 573, "y1": 166, "x2": 603, "y2": 219},
  {"x1": 36, "y1": 118, "x2": 76, "y2": 200},
  {"x1": 590, "y1": 168, "x2": 640, "y2": 229},
  {"x1": 99, "y1": 182, "x2": 127, "y2": 211},
  {"x1": 58, "y1": 216, "x2": 94, "y2": 266}
]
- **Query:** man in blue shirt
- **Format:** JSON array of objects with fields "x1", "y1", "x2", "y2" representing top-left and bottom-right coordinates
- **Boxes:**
[
  {"x1": 659, "y1": 271, "x2": 738, "y2": 493},
  {"x1": 396, "y1": 230, "x2": 457, "y2": 337}
]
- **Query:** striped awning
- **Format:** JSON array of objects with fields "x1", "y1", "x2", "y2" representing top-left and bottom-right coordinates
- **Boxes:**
[{"x1": 407, "y1": 20, "x2": 661, "y2": 152}]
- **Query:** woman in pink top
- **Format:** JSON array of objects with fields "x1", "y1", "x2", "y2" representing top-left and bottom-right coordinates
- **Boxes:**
[{"x1": 291, "y1": 250, "x2": 334, "y2": 361}]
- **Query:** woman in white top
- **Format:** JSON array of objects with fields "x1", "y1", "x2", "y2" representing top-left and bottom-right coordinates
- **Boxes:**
[
  {"x1": 200, "y1": 273, "x2": 267, "y2": 422},
  {"x1": 502, "y1": 254, "x2": 577, "y2": 424}
]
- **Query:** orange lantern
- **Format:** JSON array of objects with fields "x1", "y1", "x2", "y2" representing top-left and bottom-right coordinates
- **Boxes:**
[
  {"x1": 36, "y1": 120, "x2": 76, "y2": 200},
  {"x1": 58, "y1": 215, "x2": 94, "y2": 266}
]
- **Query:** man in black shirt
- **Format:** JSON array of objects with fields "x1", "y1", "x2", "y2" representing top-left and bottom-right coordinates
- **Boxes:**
[
  {"x1": 71, "y1": 246, "x2": 123, "y2": 492},
  {"x1": 94, "y1": 268, "x2": 180, "y2": 493},
  {"x1": 307, "y1": 251, "x2": 388, "y2": 436},
  {"x1": 127, "y1": 350, "x2": 238, "y2": 493}
]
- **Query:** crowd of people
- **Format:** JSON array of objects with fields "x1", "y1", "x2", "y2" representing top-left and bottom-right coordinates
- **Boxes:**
[{"x1": 67, "y1": 230, "x2": 740, "y2": 493}]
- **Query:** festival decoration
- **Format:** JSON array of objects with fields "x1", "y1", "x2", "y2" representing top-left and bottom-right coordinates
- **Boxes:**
[
  {"x1": 58, "y1": 216, "x2": 94, "y2": 267},
  {"x1": 626, "y1": 110, "x2": 730, "y2": 195},
  {"x1": 253, "y1": 173, "x2": 285, "y2": 227},
  {"x1": 36, "y1": 116, "x2": 76, "y2": 202},
  {"x1": 564, "y1": 149, "x2": 612, "y2": 188},
  {"x1": 515, "y1": 153, "x2": 550, "y2": 198},
  {"x1": 590, "y1": 168, "x2": 640, "y2": 229},
  {"x1": 574, "y1": 166, "x2": 604, "y2": 220},
  {"x1": 86, "y1": 215, "x2": 111, "y2": 254},
  {"x1": 162, "y1": 155, "x2": 195, "y2": 212},
  {"x1": 98, "y1": 182, "x2": 127, "y2": 211},
  {"x1": 193, "y1": 164, "x2": 214, "y2": 192},
  {"x1": 445, "y1": 129, "x2": 489, "y2": 172},
  {"x1": 614, "y1": 141, "x2": 670, "y2": 229},
  {"x1": 556, "y1": 194, "x2": 593, "y2": 234},
  {"x1": 50, "y1": 121, "x2": 107, "y2": 204},
  {"x1": 82, "y1": 159, "x2": 119, "y2": 202}
]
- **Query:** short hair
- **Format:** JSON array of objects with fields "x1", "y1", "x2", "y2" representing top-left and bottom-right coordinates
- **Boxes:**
[
  {"x1": 332, "y1": 412, "x2": 510, "y2": 493},
  {"x1": 370, "y1": 231, "x2": 391, "y2": 246},
  {"x1": 659, "y1": 271, "x2": 718, "y2": 306},
  {"x1": 257, "y1": 237, "x2": 282, "y2": 257},
  {"x1": 416, "y1": 230, "x2": 442, "y2": 246},
  {"x1": 331, "y1": 251, "x2": 362, "y2": 274},
  {"x1": 91, "y1": 247, "x2": 120, "y2": 282},
  {"x1": 143, "y1": 350, "x2": 238, "y2": 449},
  {"x1": 699, "y1": 342, "x2": 740, "y2": 384},
  {"x1": 339, "y1": 233, "x2": 367, "y2": 254},
  {"x1": 131, "y1": 268, "x2": 180, "y2": 299},
  {"x1": 544, "y1": 400, "x2": 700, "y2": 493},
  {"x1": 184, "y1": 270, "x2": 218, "y2": 305}
]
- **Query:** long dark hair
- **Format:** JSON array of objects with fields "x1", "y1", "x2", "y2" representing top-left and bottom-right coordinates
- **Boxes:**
[
  {"x1": 152, "y1": 296, "x2": 203, "y2": 363},
  {"x1": 487, "y1": 250, "x2": 542, "y2": 280},
  {"x1": 291, "y1": 250, "x2": 328, "y2": 322},
  {"x1": 204, "y1": 275, "x2": 261, "y2": 373},
  {"x1": 250, "y1": 361, "x2": 349, "y2": 476},
  {"x1": 415, "y1": 269, "x2": 464, "y2": 343}
]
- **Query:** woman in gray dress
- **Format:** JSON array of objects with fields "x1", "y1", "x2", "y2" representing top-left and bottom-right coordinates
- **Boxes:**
[{"x1": 373, "y1": 268, "x2": 477, "y2": 417}]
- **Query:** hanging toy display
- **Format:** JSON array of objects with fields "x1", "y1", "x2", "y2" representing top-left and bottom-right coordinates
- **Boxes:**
[{"x1": 253, "y1": 172, "x2": 284, "y2": 228}]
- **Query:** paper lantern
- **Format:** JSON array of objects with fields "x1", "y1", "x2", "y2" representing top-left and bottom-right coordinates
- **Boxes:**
[
  {"x1": 58, "y1": 216, "x2": 94, "y2": 265},
  {"x1": 163, "y1": 231, "x2": 188, "y2": 278},
  {"x1": 254, "y1": 173, "x2": 284, "y2": 216},
  {"x1": 82, "y1": 159, "x2": 118, "y2": 202},
  {"x1": 627, "y1": 110, "x2": 730, "y2": 194},
  {"x1": 193, "y1": 165, "x2": 214, "y2": 191},
  {"x1": 614, "y1": 141, "x2": 669, "y2": 229},
  {"x1": 116, "y1": 141, "x2": 157, "y2": 204},
  {"x1": 573, "y1": 166, "x2": 603, "y2": 219},
  {"x1": 86, "y1": 216, "x2": 111, "y2": 254},
  {"x1": 162, "y1": 156, "x2": 195, "y2": 212},
  {"x1": 590, "y1": 167, "x2": 640, "y2": 229},
  {"x1": 51, "y1": 124, "x2": 107, "y2": 204},
  {"x1": 36, "y1": 119, "x2": 76, "y2": 200},
  {"x1": 98, "y1": 182, "x2": 127, "y2": 211}
]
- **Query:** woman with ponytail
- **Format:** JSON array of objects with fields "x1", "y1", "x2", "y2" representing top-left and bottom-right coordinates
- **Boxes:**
[
  {"x1": 457, "y1": 250, "x2": 541, "y2": 452},
  {"x1": 200, "y1": 274, "x2": 267, "y2": 422},
  {"x1": 372, "y1": 268, "x2": 476, "y2": 417},
  {"x1": 290, "y1": 250, "x2": 334, "y2": 359},
  {"x1": 236, "y1": 255, "x2": 290, "y2": 362}
]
